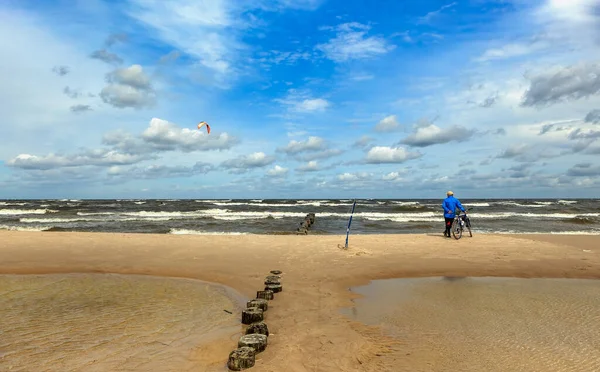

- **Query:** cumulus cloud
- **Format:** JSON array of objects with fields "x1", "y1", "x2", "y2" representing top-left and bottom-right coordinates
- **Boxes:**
[
  {"x1": 567, "y1": 163, "x2": 600, "y2": 177},
  {"x1": 107, "y1": 162, "x2": 214, "y2": 179},
  {"x1": 63, "y1": 86, "x2": 82, "y2": 99},
  {"x1": 374, "y1": 115, "x2": 400, "y2": 132},
  {"x1": 138, "y1": 118, "x2": 238, "y2": 152},
  {"x1": 521, "y1": 62, "x2": 600, "y2": 107},
  {"x1": 52, "y1": 65, "x2": 69, "y2": 76},
  {"x1": 567, "y1": 128, "x2": 600, "y2": 140},
  {"x1": 400, "y1": 122, "x2": 475, "y2": 147},
  {"x1": 365, "y1": 146, "x2": 421, "y2": 164},
  {"x1": 296, "y1": 160, "x2": 320, "y2": 172},
  {"x1": 315, "y1": 22, "x2": 395, "y2": 62},
  {"x1": 5, "y1": 150, "x2": 151, "y2": 170},
  {"x1": 296, "y1": 149, "x2": 344, "y2": 162},
  {"x1": 221, "y1": 152, "x2": 276, "y2": 173},
  {"x1": 497, "y1": 144, "x2": 531, "y2": 159},
  {"x1": 585, "y1": 109, "x2": 600, "y2": 124},
  {"x1": 100, "y1": 64, "x2": 156, "y2": 109},
  {"x1": 7, "y1": 117, "x2": 239, "y2": 174},
  {"x1": 274, "y1": 89, "x2": 330, "y2": 113},
  {"x1": 382, "y1": 171, "x2": 403, "y2": 181},
  {"x1": 90, "y1": 49, "x2": 123, "y2": 65},
  {"x1": 266, "y1": 165, "x2": 289, "y2": 177},
  {"x1": 277, "y1": 136, "x2": 327, "y2": 154},
  {"x1": 353, "y1": 135, "x2": 375, "y2": 148}
]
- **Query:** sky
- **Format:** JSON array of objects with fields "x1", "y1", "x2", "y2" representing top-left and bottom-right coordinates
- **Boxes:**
[{"x1": 1, "y1": 0, "x2": 599, "y2": 199}]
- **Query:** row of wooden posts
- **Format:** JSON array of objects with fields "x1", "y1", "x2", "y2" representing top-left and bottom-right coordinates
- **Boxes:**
[
  {"x1": 227, "y1": 270, "x2": 283, "y2": 371},
  {"x1": 296, "y1": 212, "x2": 316, "y2": 235}
]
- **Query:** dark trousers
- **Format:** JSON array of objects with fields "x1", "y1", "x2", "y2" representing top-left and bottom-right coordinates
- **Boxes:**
[{"x1": 444, "y1": 217, "x2": 453, "y2": 235}]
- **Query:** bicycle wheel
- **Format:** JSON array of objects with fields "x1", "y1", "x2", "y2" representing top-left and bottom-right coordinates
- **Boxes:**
[
  {"x1": 451, "y1": 218, "x2": 462, "y2": 240},
  {"x1": 466, "y1": 218, "x2": 472, "y2": 237}
]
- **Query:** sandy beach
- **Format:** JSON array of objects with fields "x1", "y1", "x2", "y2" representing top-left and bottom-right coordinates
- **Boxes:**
[{"x1": 1, "y1": 231, "x2": 599, "y2": 371}]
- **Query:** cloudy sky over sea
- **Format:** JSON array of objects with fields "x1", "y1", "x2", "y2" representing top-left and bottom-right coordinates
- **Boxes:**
[{"x1": 1, "y1": 0, "x2": 599, "y2": 199}]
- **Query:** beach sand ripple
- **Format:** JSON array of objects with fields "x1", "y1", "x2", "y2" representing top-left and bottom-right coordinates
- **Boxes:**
[
  {"x1": 344, "y1": 277, "x2": 600, "y2": 372},
  {"x1": 0, "y1": 273, "x2": 243, "y2": 371}
]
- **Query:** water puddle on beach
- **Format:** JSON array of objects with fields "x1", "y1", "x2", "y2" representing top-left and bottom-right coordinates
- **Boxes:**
[
  {"x1": 342, "y1": 277, "x2": 600, "y2": 372},
  {"x1": 0, "y1": 273, "x2": 246, "y2": 371}
]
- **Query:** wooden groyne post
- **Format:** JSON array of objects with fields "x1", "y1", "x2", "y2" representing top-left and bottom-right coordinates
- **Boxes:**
[
  {"x1": 227, "y1": 269, "x2": 283, "y2": 371},
  {"x1": 296, "y1": 213, "x2": 316, "y2": 235}
]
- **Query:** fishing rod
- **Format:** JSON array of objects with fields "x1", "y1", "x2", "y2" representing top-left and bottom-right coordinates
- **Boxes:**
[{"x1": 344, "y1": 199, "x2": 357, "y2": 249}]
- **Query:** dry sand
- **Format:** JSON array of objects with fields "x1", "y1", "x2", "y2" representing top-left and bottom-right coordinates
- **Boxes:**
[{"x1": 0, "y1": 231, "x2": 599, "y2": 371}]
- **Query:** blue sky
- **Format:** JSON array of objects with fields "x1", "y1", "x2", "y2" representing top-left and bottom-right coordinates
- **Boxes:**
[{"x1": 1, "y1": 0, "x2": 600, "y2": 199}]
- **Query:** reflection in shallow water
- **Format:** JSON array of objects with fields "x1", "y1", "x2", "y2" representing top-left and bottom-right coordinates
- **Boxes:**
[
  {"x1": 0, "y1": 273, "x2": 244, "y2": 371},
  {"x1": 343, "y1": 277, "x2": 600, "y2": 372}
]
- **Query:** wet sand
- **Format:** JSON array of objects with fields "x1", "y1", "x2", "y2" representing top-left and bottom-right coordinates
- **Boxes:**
[
  {"x1": 0, "y1": 231, "x2": 599, "y2": 371},
  {"x1": 343, "y1": 276, "x2": 600, "y2": 371},
  {"x1": 0, "y1": 273, "x2": 245, "y2": 372}
]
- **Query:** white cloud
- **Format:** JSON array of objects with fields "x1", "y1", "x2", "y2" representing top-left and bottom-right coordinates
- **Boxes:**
[
  {"x1": 108, "y1": 162, "x2": 214, "y2": 179},
  {"x1": 382, "y1": 171, "x2": 402, "y2": 181},
  {"x1": 296, "y1": 160, "x2": 320, "y2": 172},
  {"x1": 266, "y1": 165, "x2": 289, "y2": 177},
  {"x1": 400, "y1": 123, "x2": 475, "y2": 147},
  {"x1": 139, "y1": 118, "x2": 238, "y2": 152},
  {"x1": 418, "y1": 2, "x2": 457, "y2": 24},
  {"x1": 475, "y1": 39, "x2": 551, "y2": 63},
  {"x1": 365, "y1": 146, "x2": 422, "y2": 164},
  {"x1": 100, "y1": 64, "x2": 156, "y2": 109},
  {"x1": 275, "y1": 89, "x2": 330, "y2": 112},
  {"x1": 315, "y1": 22, "x2": 395, "y2": 62},
  {"x1": 221, "y1": 152, "x2": 276, "y2": 173},
  {"x1": 521, "y1": 61, "x2": 600, "y2": 107},
  {"x1": 124, "y1": 0, "x2": 324, "y2": 84},
  {"x1": 6, "y1": 150, "x2": 151, "y2": 170},
  {"x1": 278, "y1": 136, "x2": 327, "y2": 154},
  {"x1": 374, "y1": 115, "x2": 400, "y2": 132}
]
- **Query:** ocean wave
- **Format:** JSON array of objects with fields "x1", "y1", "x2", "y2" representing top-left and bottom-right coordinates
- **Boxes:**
[
  {"x1": 0, "y1": 209, "x2": 58, "y2": 215},
  {"x1": 497, "y1": 202, "x2": 548, "y2": 208},
  {"x1": 391, "y1": 201, "x2": 420, "y2": 206},
  {"x1": 0, "y1": 202, "x2": 28, "y2": 206},
  {"x1": 0, "y1": 224, "x2": 53, "y2": 232},
  {"x1": 463, "y1": 203, "x2": 490, "y2": 207},
  {"x1": 77, "y1": 212, "x2": 116, "y2": 216},
  {"x1": 20, "y1": 217, "x2": 93, "y2": 223},
  {"x1": 21, "y1": 216, "x2": 173, "y2": 223},
  {"x1": 565, "y1": 217, "x2": 598, "y2": 225},
  {"x1": 558, "y1": 200, "x2": 578, "y2": 205},
  {"x1": 168, "y1": 229, "x2": 248, "y2": 235}
]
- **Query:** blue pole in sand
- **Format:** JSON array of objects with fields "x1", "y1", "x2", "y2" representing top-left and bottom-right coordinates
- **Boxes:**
[{"x1": 345, "y1": 199, "x2": 357, "y2": 249}]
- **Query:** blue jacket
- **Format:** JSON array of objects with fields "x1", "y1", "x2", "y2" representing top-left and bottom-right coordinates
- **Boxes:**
[{"x1": 442, "y1": 196, "x2": 465, "y2": 218}]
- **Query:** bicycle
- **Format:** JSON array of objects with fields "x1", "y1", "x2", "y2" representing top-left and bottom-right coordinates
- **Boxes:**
[{"x1": 451, "y1": 208, "x2": 472, "y2": 240}]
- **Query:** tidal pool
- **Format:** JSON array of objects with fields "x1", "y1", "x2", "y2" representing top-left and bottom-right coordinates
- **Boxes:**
[
  {"x1": 342, "y1": 276, "x2": 600, "y2": 372},
  {"x1": 0, "y1": 273, "x2": 245, "y2": 371}
]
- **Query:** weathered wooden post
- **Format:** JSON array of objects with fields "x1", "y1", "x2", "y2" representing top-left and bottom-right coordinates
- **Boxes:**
[
  {"x1": 256, "y1": 290, "x2": 274, "y2": 300},
  {"x1": 227, "y1": 347, "x2": 256, "y2": 371},
  {"x1": 242, "y1": 307, "x2": 263, "y2": 324},
  {"x1": 238, "y1": 334, "x2": 268, "y2": 353},
  {"x1": 265, "y1": 283, "x2": 282, "y2": 293},
  {"x1": 246, "y1": 321, "x2": 269, "y2": 336},
  {"x1": 247, "y1": 298, "x2": 268, "y2": 311}
]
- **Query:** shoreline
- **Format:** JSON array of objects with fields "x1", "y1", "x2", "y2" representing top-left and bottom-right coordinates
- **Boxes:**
[{"x1": 1, "y1": 231, "x2": 599, "y2": 371}]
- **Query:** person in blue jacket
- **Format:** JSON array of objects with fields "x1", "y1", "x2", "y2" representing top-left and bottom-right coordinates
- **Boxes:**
[{"x1": 442, "y1": 190, "x2": 465, "y2": 238}]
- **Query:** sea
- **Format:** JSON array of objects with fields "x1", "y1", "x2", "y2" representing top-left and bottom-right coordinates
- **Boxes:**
[{"x1": 0, "y1": 199, "x2": 599, "y2": 235}]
